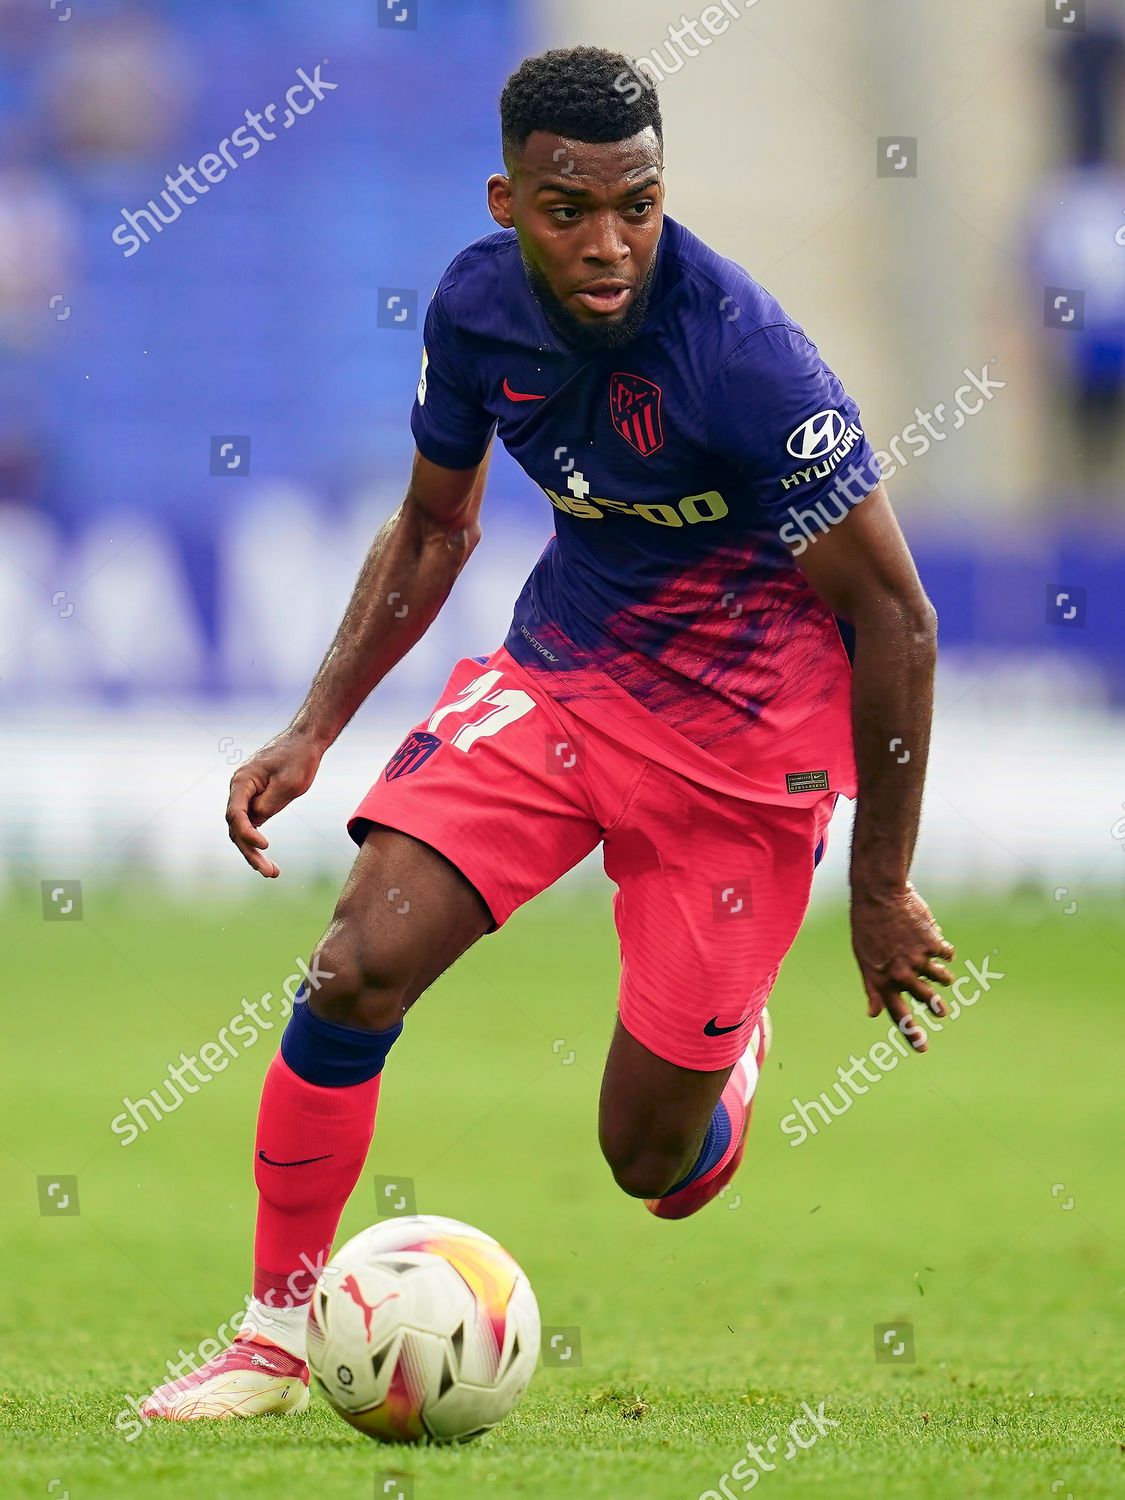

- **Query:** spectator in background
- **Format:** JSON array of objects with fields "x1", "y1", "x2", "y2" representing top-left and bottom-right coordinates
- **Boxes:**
[
  {"x1": 1027, "y1": 9, "x2": 1125, "y2": 503},
  {"x1": 0, "y1": 164, "x2": 75, "y2": 352},
  {"x1": 36, "y1": 5, "x2": 190, "y2": 161}
]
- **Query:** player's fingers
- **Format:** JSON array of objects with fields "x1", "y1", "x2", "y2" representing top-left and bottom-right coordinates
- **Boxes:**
[
  {"x1": 225, "y1": 769, "x2": 255, "y2": 823},
  {"x1": 882, "y1": 990, "x2": 928, "y2": 1052},
  {"x1": 225, "y1": 779, "x2": 280, "y2": 875},
  {"x1": 864, "y1": 977, "x2": 922, "y2": 1044},
  {"x1": 864, "y1": 979, "x2": 885, "y2": 1018},
  {"x1": 226, "y1": 805, "x2": 268, "y2": 851},
  {"x1": 239, "y1": 836, "x2": 280, "y2": 878},
  {"x1": 226, "y1": 767, "x2": 270, "y2": 835},
  {"x1": 251, "y1": 776, "x2": 299, "y2": 824},
  {"x1": 929, "y1": 931, "x2": 955, "y2": 961},
  {"x1": 906, "y1": 966, "x2": 936, "y2": 1002},
  {"x1": 901, "y1": 975, "x2": 946, "y2": 1016},
  {"x1": 233, "y1": 812, "x2": 268, "y2": 848},
  {"x1": 923, "y1": 989, "x2": 948, "y2": 1017},
  {"x1": 228, "y1": 819, "x2": 279, "y2": 877},
  {"x1": 245, "y1": 846, "x2": 280, "y2": 878},
  {"x1": 923, "y1": 958, "x2": 956, "y2": 987}
]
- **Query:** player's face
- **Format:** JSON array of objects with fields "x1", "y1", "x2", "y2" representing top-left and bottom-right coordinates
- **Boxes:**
[{"x1": 488, "y1": 128, "x2": 664, "y2": 351}]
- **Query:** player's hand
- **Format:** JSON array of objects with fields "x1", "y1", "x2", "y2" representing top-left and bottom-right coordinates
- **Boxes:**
[
  {"x1": 850, "y1": 881, "x2": 955, "y2": 1052},
  {"x1": 225, "y1": 729, "x2": 324, "y2": 878}
]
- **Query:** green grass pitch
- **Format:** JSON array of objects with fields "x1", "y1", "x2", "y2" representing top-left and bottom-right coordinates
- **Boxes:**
[{"x1": 2, "y1": 881, "x2": 1121, "y2": 1498}]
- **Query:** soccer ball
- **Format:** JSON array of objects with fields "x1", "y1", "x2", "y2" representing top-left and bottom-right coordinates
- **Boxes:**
[{"x1": 307, "y1": 1214, "x2": 540, "y2": 1443}]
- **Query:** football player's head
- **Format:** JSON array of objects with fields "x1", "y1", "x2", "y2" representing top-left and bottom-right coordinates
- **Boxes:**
[{"x1": 491, "y1": 47, "x2": 665, "y2": 352}]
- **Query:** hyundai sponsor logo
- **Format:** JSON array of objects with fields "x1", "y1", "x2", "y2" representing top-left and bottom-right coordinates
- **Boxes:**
[{"x1": 785, "y1": 410, "x2": 847, "y2": 461}]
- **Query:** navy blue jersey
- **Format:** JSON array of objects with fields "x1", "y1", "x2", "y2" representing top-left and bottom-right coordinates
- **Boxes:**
[{"x1": 410, "y1": 215, "x2": 880, "y2": 803}]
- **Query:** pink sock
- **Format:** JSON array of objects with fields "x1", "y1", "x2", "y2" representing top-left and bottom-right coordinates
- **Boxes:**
[{"x1": 252, "y1": 1052, "x2": 382, "y2": 1308}]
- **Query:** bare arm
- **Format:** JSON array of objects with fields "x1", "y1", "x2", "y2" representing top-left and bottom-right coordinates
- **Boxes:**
[
  {"x1": 292, "y1": 447, "x2": 492, "y2": 748},
  {"x1": 793, "y1": 482, "x2": 955, "y2": 1049},
  {"x1": 226, "y1": 446, "x2": 492, "y2": 876}
]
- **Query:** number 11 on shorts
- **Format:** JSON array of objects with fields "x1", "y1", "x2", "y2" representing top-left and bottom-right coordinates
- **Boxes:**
[{"x1": 428, "y1": 670, "x2": 536, "y2": 752}]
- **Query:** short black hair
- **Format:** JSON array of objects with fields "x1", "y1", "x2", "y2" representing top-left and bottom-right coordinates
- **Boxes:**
[{"x1": 499, "y1": 46, "x2": 663, "y2": 168}]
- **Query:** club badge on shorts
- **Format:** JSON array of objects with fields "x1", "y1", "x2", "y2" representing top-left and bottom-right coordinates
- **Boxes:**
[{"x1": 384, "y1": 730, "x2": 442, "y2": 781}]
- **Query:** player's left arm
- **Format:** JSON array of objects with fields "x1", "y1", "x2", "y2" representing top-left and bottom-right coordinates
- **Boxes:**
[{"x1": 792, "y1": 481, "x2": 955, "y2": 1050}]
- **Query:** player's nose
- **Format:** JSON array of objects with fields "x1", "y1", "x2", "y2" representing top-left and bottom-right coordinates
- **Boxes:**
[{"x1": 581, "y1": 211, "x2": 629, "y2": 266}]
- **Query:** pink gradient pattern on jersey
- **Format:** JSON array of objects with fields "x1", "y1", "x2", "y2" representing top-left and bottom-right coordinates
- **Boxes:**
[{"x1": 511, "y1": 540, "x2": 854, "y2": 796}]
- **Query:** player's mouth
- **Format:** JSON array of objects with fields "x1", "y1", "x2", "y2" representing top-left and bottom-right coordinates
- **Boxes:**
[{"x1": 572, "y1": 280, "x2": 633, "y2": 316}]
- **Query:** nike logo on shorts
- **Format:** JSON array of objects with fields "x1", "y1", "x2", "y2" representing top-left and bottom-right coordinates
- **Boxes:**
[
  {"x1": 257, "y1": 1150, "x2": 334, "y2": 1167},
  {"x1": 703, "y1": 1016, "x2": 746, "y2": 1037}
]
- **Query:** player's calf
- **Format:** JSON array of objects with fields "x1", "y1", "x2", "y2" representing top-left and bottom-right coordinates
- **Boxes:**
[
  {"x1": 598, "y1": 1016, "x2": 759, "y2": 1204},
  {"x1": 140, "y1": 830, "x2": 492, "y2": 1420},
  {"x1": 248, "y1": 828, "x2": 492, "y2": 1335}
]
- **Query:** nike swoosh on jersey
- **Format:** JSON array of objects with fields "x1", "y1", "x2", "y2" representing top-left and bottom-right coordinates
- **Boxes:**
[{"x1": 502, "y1": 378, "x2": 546, "y2": 402}]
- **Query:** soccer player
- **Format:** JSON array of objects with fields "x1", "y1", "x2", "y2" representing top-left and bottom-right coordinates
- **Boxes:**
[{"x1": 143, "y1": 46, "x2": 954, "y2": 1419}]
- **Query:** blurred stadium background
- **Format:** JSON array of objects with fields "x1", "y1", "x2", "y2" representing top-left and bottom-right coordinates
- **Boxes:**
[
  {"x1": 2, "y1": 0, "x2": 1123, "y2": 904},
  {"x1": 4, "y1": 6, "x2": 1123, "y2": 1496}
]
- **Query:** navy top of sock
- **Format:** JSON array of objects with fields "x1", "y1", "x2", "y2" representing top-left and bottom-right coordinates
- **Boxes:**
[{"x1": 281, "y1": 998, "x2": 402, "y2": 1087}]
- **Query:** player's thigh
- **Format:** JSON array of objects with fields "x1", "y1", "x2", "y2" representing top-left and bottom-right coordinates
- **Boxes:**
[
  {"x1": 309, "y1": 824, "x2": 494, "y2": 1028},
  {"x1": 603, "y1": 774, "x2": 835, "y2": 1073},
  {"x1": 327, "y1": 649, "x2": 602, "y2": 1025}
]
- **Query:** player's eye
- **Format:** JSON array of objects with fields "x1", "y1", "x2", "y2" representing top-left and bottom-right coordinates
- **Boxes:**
[
  {"x1": 625, "y1": 200, "x2": 654, "y2": 217},
  {"x1": 547, "y1": 205, "x2": 581, "y2": 222}
]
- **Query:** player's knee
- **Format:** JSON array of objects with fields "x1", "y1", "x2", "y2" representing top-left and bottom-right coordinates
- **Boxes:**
[
  {"x1": 306, "y1": 921, "x2": 416, "y2": 1032},
  {"x1": 602, "y1": 1139, "x2": 687, "y2": 1200}
]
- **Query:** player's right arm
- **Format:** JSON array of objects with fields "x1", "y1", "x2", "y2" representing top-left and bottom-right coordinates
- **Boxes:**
[
  {"x1": 228, "y1": 280, "x2": 496, "y2": 876},
  {"x1": 225, "y1": 446, "x2": 492, "y2": 876}
]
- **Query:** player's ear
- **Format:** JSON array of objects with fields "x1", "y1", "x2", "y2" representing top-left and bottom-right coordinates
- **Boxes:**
[{"x1": 487, "y1": 174, "x2": 514, "y2": 230}]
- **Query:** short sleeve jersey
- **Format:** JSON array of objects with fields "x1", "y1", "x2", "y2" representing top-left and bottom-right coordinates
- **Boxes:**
[{"x1": 410, "y1": 216, "x2": 881, "y2": 804}]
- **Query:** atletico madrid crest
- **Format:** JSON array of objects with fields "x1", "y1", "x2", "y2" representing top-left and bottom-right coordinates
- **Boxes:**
[
  {"x1": 384, "y1": 730, "x2": 441, "y2": 781},
  {"x1": 609, "y1": 371, "x2": 664, "y2": 456}
]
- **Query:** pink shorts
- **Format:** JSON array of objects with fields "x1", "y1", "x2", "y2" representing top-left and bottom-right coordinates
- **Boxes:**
[{"x1": 350, "y1": 647, "x2": 835, "y2": 1071}]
